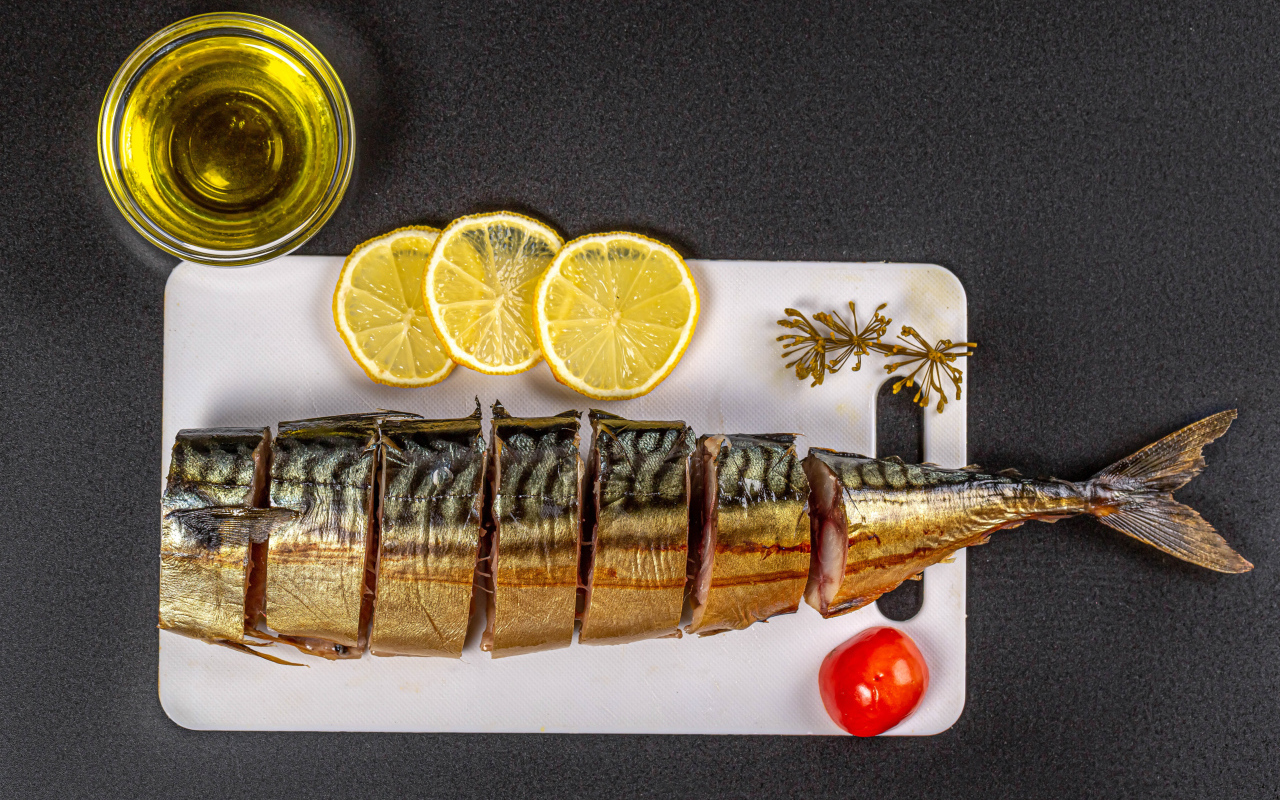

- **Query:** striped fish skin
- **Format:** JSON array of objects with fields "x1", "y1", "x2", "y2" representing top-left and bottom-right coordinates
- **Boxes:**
[
  {"x1": 484, "y1": 407, "x2": 582, "y2": 657},
  {"x1": 687, "y1": 434, "x2": 811, "y2": 635},
  {"x1": 804, "y1": 449, "x2": 1083, "y2": 617},
  {"x1": 265, "y1": 415, "x2": 385, "y2": 654},
  {"x1": 580, "y1": 412, "x2": 695, "y2": 645},
  {"x1": 369, "y1": 413, "x2": 487, "y2": 658},
  {"x1": 159, "y1": 428, "x2": 271, "y2": 645}
]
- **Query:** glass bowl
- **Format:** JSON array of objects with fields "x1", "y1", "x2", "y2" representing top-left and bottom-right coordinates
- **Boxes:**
[{"x1": 98, "y1": 13, "x2": 355, "y2": 267}]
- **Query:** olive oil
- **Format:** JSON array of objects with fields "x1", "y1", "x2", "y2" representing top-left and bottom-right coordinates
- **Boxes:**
[{"x1": 118, "y1": 34, "x2": 339, "y2": 252}]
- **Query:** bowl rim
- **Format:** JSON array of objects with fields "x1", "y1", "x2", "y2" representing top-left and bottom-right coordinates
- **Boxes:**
[{"x1": 97, "y1": 12, "x2": 355, "y2": 267}]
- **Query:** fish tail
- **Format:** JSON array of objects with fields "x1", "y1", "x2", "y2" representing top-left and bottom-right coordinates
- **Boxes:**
[{"x1": 1083, "y1": 410, "x2": 1251, "y2": 573}]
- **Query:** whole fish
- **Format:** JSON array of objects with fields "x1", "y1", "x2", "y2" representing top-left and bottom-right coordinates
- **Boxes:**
[
  {"x1": 804, "y1": 410, "x2": 1251, "y2": 617},
  {"x1": 158, "y1": 409, "x2": 1251, "y2": 662}
]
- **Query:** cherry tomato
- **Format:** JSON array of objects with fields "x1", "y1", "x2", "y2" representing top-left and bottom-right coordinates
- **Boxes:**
[{"x1": 818, "y1": 626, "x2": 929, "y2": 736}]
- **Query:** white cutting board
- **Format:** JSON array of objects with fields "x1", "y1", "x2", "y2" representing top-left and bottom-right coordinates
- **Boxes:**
[{"x1": 160, "y1": 257, "x2": 968, "y2": 735}]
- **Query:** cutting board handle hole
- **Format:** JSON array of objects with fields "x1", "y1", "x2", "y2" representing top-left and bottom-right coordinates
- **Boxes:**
[{"x1": 875, "y1": 379, "x2": 925, "y2": 622}]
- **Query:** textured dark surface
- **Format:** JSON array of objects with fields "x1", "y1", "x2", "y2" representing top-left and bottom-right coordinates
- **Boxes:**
[{"x1": 3, "y1": 1, "x2": 1278, "y2": 797}]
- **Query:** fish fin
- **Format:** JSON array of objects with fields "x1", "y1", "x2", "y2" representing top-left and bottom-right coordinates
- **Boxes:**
[
  {"x1": 1087, "y1": 410, "x2": 1251, "y2": 574},
  {"x1": 246, "y1": 627, "x2": 352, "y2": 660},
  {"x1": 1092, "y1": 409, "x2": 1236, "y2": 493},
  {"x1": 218, "y1": 640, "x2": 305, "y2": 667},
  {"x1": 962, "y1": 463, "x2": 983, "y2": 472},
  {"x1": 997, "y1": 467, "x2": 1022, "y2": 477},
  {"x1": 372, "y1": 409, "x2": 423, "y2": 420},
  {"x1": 164, "y1": 507, "x2": 298, "y2": 546},
  {"x1": 279, "y1": 411, "x2": 419, "y2": 430},
  {"x1": 1092, "y1": 497, "x2": 1251, "y2": 573},
  {"x1": 882, "y1": 455, "x2": 906, "y2": 465},
  {"x1": 821, "y1": 594, "x2": 879, "y2": 618}
]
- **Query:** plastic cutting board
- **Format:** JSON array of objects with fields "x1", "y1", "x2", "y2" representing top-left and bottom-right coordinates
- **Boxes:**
[{"x1": 160, "y1": 257, "x2": 968, "y2": 735}]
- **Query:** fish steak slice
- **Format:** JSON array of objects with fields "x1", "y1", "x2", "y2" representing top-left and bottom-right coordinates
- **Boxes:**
[
  {"x1": 483, "y1": 405, "x2": 583, "y2": 657},
  {"x1": 580, "y1": 411, "x2": 695, "y2": 644},
  {"x1": 369, "y1": 410, "x2": 487, "y2": 657},
  {"x1": 264, "y1": 414, "x2": 390, "y2": 657},
  {"x1": 687, "y1": 434, "x2": 811, "y2": 635},
  {"x1": 160, "y1": 428, "x2": 295, "y2": 654}
]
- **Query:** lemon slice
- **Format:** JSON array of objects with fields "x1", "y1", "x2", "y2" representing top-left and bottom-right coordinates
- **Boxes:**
[
  {"x1": 534, "y1": 233, "x2": 699, "y2": 400},
  {"x1": 333, "y1": 227, "x2": 455, "y2": 387},
  {"x1": 424, "y1": 212, "x2": 564, "y2": 375}
]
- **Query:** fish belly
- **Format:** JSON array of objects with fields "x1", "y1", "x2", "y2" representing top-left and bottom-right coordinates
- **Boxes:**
[
  {"x1": 369, "y1": 416, "x2": 487, "y2": 658},
  {"x1": 687, "y1": 434, "x2": 811, "y2": 635},
  {"x1": 580, "y1": 414, "x2": 695, "y2": 645},
  {"x1": 485, "y1": 412, "x2": 582, "y2": 657},
  {"x1": 159, "y1": 428, "x2": 270, "y2": 644},
  {"x1": 265, "y1": 418, "x2": 379, "y2": 652}
]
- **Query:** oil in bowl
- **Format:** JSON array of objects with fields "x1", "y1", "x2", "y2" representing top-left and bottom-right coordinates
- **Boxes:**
[{"x1": 99, "y1": 14, "x2": 354, "y2": 266}]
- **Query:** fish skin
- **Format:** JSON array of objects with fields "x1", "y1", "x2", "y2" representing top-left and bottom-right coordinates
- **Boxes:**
[
  {"x1": 580, "y1": 412, "x2": 695, "y2": 645},
  {"x1": 687, "y1": 434, "x2": 811, "y2": 635},
  {"x1": 159, "y1": 428, "x2": 271, "y2": 644},
  {"x1": 369, "y1": 411, "x2": 487, "y2": 658},
  {"x1": 804, "y1": 449, "x2": 1091, "y2": 616},
  {"x1": 265, "y1": 416, "x2": 387, "y2": 653},
  {"x1": 484, "y1": 407, "x2": 583, "y2": 657}
]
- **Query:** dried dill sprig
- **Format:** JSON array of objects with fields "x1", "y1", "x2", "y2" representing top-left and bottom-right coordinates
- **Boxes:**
[
  {"x1": 777, "y1": 300, "x2": 975, "y2": 412},
  {"x1": 776, "y1": 309, "x2": 831, "y2": 386},
  {"x1": 814, "y1": 302, "x2": 891, "y2": 374},
  {"x1": 875, "y1": 326, "x2": 977, "y2": 413},
  {"x1": 776, "y1": 303, "x2": 892, "y2": 387}
]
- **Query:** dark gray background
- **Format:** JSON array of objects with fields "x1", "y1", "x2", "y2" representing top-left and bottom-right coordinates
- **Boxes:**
[{"x1": 3, "y1": 1, "x2": 1277, "y2": 797}]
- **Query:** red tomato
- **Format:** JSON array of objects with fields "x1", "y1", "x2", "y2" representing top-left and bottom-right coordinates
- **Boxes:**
[{"x1": 818, "y1": 626, "x2": 929, "y2": 736}]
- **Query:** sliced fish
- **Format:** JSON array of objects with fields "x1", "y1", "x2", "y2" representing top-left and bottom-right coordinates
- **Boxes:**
[
  {"x1": 159, "y1": 408, "x2": 1252, "y2": 663},
  {"x1": 265, "y1": 413, "x2": 409, "y2": 657},
  {"x1": 369, "y1": 409, "x2": 487, "y2": 657},
  {"x1": 483, "y1": 404, "x2": 583, "y2": 657},
  {"x1": 159, "y1": 428, "x2": 296, "y2": 660},
  {"x1": 580, "y1": 411, "x2": 695, "y2": 645},
  {"x1": 687, "y1": 434, "x2": 811, "y2": 635}
]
